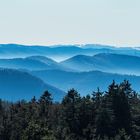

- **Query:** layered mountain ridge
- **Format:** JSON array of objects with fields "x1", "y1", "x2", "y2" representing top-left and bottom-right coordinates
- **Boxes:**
[{"x1": 0, "y1": 44, "x2": 140, "y2": 101}]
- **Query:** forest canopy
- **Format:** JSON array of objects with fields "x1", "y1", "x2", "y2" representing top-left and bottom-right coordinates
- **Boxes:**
[{"x1": 0, "y1": 80, "x2": 140, "y2": 140}]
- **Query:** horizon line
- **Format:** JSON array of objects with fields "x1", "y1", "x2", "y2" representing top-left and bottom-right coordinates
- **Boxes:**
[{"x1": 0, "y1": 43, "x2": 139, "y2": 48}]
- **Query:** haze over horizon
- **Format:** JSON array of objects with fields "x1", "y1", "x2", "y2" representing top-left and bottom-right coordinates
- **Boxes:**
[
  {"x1": 0, "y1": 0, "x2": 140, "y2": 47},
  {"x1": 0, "y1": 43, "x2": 139, "y2": 48}
]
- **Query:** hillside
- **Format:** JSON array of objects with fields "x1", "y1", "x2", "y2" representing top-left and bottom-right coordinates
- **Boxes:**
[
  {"x1": 0, "y1": 56, "x2": 70, "y2": 71},
  {"x1": 32, "y1": 69, "x2": 140, "y2": 96},
  {"x1": 0, "y1": 68, "x2": 65, "y2": 101},
  {"x1": 60, "y1": 53, "x2": 140, "y2": 75}
]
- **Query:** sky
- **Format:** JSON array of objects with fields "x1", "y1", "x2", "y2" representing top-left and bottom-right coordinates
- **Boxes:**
[{"x1": 0, "y1": 0, "x2": 140, "y2": 47}]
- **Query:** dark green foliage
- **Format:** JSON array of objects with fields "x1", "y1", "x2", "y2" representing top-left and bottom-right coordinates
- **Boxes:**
[{"x1": 0, "y1": 81, "x2": 140, "y2": 140}]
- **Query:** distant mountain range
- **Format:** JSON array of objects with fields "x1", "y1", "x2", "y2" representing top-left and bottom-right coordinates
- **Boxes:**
[
  {"x1": 31, "y1": 70, "x2": 140, "y2": 96},
  {"x1": 0, "y1": 43, "x2": 140, "y2": 101},
  {"x1": 0, "y1": 53, "x2": 140, "y2": 75},
  {"x1": 61, "y1": 53, "x2": 140, "y2": 75},
  {"x1": 0, "y1": 44, "x2": 140, "y2": 61},
  {"x1": 0, "y1": 68, "x2": 65, "y2": 101}
]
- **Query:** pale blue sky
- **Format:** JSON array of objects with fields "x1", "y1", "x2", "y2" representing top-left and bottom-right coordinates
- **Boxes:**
[{"x1": 0, "y1": 0, "x2": 140, "y2": 46}]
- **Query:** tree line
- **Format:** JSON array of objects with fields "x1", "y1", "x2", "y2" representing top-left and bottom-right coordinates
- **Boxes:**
[{"x1": 0, "y1": 80, "x2": 140, "y2": 140}]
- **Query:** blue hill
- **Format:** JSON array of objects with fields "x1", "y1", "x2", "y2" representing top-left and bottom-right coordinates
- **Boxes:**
[
  {"x1": 0, "y1": 56, "x2": 70, "y2": 71},
  {"x1": 31, "y1": 69, "x2": 140, "y2": 96},
  {"x1": 0, "y1": 68, "x2": 65, "y2": 101},
  {"x1": 60, "y1": 53, "x2": 140, "y2": 75}
]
